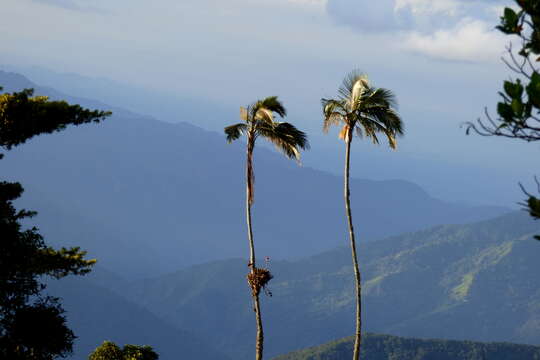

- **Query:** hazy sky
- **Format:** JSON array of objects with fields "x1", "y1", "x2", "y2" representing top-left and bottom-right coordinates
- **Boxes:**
[
  {"x1": 2, "y1": 0, "x2": 537, "y2": 206},
  {"x1": 2, "y1": 0, "x2": 508, "y2": 101}
]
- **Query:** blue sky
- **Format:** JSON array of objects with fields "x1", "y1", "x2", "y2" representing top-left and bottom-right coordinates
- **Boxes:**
[{"x1": 2, "y1": 0, "x2": 536, "y2": 207}]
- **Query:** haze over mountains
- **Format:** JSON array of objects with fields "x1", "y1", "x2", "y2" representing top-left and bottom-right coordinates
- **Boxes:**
[
  {"x1": 4, "y1": 0, "x2": 540, "y2": 359},
  {"x1": 2, "y1": 64, "x2": 532, "y2": 207},
  {"x1": 2, "y1": 70, "x2": 540, "y2": 359},
  {"x1": 0, "y1": 70, "x2": 509, "y2": 278}
]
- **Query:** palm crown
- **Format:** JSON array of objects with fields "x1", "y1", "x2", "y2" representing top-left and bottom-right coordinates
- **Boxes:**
[
  {"x1": 321, "y1": 71, "x2": 403, "y2": 147},
  {"x1": 225, "y1": 96, "x2": 309, "y2": 158},
  {"x1": 225, "y1": 96, "x2": 309, "y2": 204}
]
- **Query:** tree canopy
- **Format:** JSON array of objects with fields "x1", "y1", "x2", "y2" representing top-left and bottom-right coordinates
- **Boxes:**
[
  {"x1": 0, "y1": 87, "x2": 111, "y2": 151},
  {"x1": 321, "y1": 71, "x2": 403, "y2": 147},
  {"x1": 89, "y1": 341, "x2": 159, "y2": 360},
  {"x1": 465, "y1": 0, "x2": 540, "y2": 233},
  {"x1": 0, "y1": 86, "x2": 110, "y2": 359}
]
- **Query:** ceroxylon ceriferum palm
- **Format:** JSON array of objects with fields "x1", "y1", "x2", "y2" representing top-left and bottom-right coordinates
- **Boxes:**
[
  {"x1": 321, "y1": 71, "x2": 403, "y2": 360},
  {"x1": 225, "y1": 96, "x2": 309, "y2": 360}
]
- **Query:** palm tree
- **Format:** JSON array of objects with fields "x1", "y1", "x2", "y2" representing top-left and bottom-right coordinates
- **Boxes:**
[
  {"x1": 225, "y1": 96, "x2": 309, "y2": 360},
  {"x1": 321, "y1": 71, "x2": 403, "y2": 360}
]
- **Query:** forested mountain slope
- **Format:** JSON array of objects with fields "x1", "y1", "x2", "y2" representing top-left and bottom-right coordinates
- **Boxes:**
[
  {"x1": 124, "y1": 212, "x2": 540, "y2": 359},
  {"x1": 273, "y1": 334, "x2": 540, "y2": 360}
]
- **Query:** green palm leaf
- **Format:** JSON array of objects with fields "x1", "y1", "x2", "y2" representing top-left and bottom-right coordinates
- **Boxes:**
[
  {"x1": 224, "y1": 123, "x2": 248, "y2": 143},
  {"x1": 257, "y1": 122, "x2": 310, "y2": 161},
  {"x1": 323, "y1": 71, "x2": 403, "y2": 145}
]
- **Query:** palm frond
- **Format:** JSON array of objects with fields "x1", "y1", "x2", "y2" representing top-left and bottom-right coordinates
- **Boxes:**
[
  {"x1": 321, "y1": 98, "x2": 347, "y2": 133},
  {"x1": 259, "y1": 96, "x2": 287, "y2": 118},
  {"x1": 321, "y1": 68, "x2": 405, "y2": 147},
  {"x1": 387, "y1": 132, "x2": 397, "y2": 149},
  {"x1": 274, "y1": 122, "x2": 310, "y2": 150},
  {"x1": 323, "y1": 112, "x2": 345, "y2": 133},
  {"x1": 257, "y1": 122, "x2": 309, "y2": 161},
  {"x1": 255, "y1": 107, "x2": 274, "y2": 124},
  {"x1": 338, "y1": 70, "x2": 369, "y2": 102},
  {"x1": 364, "y1": 87, "x2": 398, "y2": 110},
  {"x1": 356, "y1": 109, "x2": 403, "y2": 149},
  {"x1": 248, "y1": 96, "x2": 287, "y2": 126},
  {"x1": 350, "y1": 78, "x2": 370, "y2": 112},
  {"x1": 321, "y1": 98, "x2": 344, "y2": 115},
  {"x1": 224, "y1": 123, "x2": 248, "y2": 143},
  {"x1": 363, "y1": 107, "x2": 404, "y2": 136},
  {"x1": 355, "y1": 118, "x2": 380, "y2": 145},
  {"x1": 240, "y1": 107, "x2": 249, "y2": 121}
]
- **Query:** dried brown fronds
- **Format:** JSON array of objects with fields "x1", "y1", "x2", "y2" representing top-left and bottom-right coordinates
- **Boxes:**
[{"x1": 247, "y1": 267, "x2": 273, "y2": 297}]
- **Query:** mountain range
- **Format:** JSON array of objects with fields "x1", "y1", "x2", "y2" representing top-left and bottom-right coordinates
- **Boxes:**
[
  {"x1": 0, "y1": 70, "x2": 508, "y2": 278},
  {"x1": 120, "y1": 211, "x2": 540, "y2": 359},
  {"x1": 3, "y1": 70, "x2": 539, "y2": 360},
  {"x1": 45, "y1": 211, "x2": 540, "y2": 360}
]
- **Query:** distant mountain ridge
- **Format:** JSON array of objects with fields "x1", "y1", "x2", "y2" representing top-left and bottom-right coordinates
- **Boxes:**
[
  {"x1": 0, "y1": 70, "x2": 510, "y2": 278},
  {"x1": 4, "y1": 64, "x2": 531, "y2": 207}
]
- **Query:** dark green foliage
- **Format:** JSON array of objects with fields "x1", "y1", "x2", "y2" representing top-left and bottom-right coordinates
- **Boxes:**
[
  {"x1": 494, "y1": 0, "x2": 540, "y2": 111},
  {"x1": 465, "y1": 1, "x2": 540, "y2": 231},
  {"x1": 527, "y1": 196, "x2": 540, "y2": 240},
  {"x1": 224, "y1": 96, "x2": 309, "y2": 160},
  {"x1": 88, "y1": 341, "x2": 123, "y2": 360},
  {"x1": 2, "y1": 301, "x2": 75, "y2": 360},
  {"x1": 89, "y1": 341, "x2": 159, "y2": 360},
  {"x1": 0, "y1": 180, "x2": 95, "y2": 359},
  {"x1": 0, "y1": 85, "x2": 110, "y2": 359},
  {"x1": 273, "y1": 333, "x2": 540, "y2": 360},
  {"x1": 224, "y1": 122, "x2": 248, "y2": 142},
  {"x1": 322, "y1": 71, "x2": 403, "y2": 147},
  {"x1": 122, "y1": 344, "x2": 159, "y2": 360},
  {"x1": 0, "y1": 88, "x2": 111, "y2": 150}
]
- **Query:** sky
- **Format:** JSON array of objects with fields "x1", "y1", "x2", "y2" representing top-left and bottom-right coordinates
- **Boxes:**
[{"x1": 1, "y1": 0, "x2": 537, "y2": 207}]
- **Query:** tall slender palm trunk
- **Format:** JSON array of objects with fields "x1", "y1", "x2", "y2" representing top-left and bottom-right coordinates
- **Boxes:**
[
  {"x1": 344, "y1": 132, "x2": 362, "y2": 360},
  {"x1": 246, "y1": 135, "x2": 264, "y2": 360}
]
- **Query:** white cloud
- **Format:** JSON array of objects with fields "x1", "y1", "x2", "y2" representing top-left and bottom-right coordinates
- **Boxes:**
[
  {"x1": 394, "y1": 0, "x2": 461, "y2": 16},
  {"x1": 403, "y1": 19, "x2": 506, "y2": 62},
  {"x1": 326, "y1": 0, "x2": 403, "y2": 32},
  {"x1": 323, "y1": 0, "x2": 508, "y2": 62}
]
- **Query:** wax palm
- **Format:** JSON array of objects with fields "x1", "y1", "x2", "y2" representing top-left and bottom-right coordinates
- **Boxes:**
[
  {"x1": 225, "y1": 96, "x2": 308, "y2": 360},
  {"x1": 321, "y1": 71, "x2": 403, "y2": 360}
]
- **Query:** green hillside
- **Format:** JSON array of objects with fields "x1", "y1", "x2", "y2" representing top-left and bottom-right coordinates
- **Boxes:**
[
  {"x1": 124, "y1": 211, "x2": 540, "y2": 359},
  {"x1": 273, "y1": 334, "x2": 540, "y2": 360}
]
